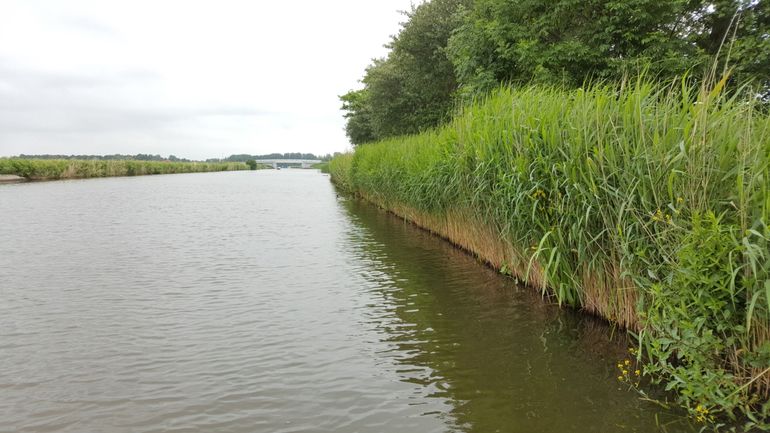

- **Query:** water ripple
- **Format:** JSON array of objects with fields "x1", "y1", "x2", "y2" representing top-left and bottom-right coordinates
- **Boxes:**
[{"x1": 0, "y1": 171, "x2": 692, "y2": 433}]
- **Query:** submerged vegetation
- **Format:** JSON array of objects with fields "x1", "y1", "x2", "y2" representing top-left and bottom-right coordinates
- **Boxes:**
[
  {"x1": 330, "y1": 77, "x2": 770, "y2": 428},
  {"x1": 0, "y1": 158, "x2": 249, "y2": 180}
]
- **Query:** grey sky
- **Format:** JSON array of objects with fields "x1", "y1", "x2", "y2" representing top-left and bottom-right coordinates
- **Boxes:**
[{"x1": 0, "y1": 0, "x2": 416, "y2": 159}]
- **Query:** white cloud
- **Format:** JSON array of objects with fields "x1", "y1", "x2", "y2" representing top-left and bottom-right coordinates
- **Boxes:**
[{"x1": 0, "y1": 0, "x2": 417, "y2": 159}]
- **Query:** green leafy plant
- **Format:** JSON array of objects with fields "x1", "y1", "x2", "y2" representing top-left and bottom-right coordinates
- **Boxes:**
[{"x1": 330, "y1": 75, "x2": 770, "y2": 427}]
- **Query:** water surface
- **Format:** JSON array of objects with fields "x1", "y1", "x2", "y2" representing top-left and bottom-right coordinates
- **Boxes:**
[{"x1": 0, "y1": 170, "x2": 692, "y2": 432}]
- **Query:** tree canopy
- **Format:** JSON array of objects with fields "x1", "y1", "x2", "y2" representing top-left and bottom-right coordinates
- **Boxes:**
[
  {"x1": 340, "y1": 0, "x2": 470, "y2": 145},
  {"x1": 449, "y1": 0, "x2": 769, "y2": 95},
  {"x1": 341, "y1": 0, "x2": 770, "y2": 145}
]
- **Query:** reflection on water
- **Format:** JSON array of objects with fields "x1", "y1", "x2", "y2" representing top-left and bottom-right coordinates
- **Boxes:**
[
  {"x1": 340, "y1": 198, "x2": 693, "y2": 433},
  {"x1": 0, "y1": 170, "x2": 692, "y2": 432}
]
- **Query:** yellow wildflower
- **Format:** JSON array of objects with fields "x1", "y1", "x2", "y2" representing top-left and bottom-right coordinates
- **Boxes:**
[{"x1": 651, "y1": 208, "x2": 664, "y2": 222}]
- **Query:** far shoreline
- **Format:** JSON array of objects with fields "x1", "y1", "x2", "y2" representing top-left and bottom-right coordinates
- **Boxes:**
[
  {"x1": 0, "y1": 174, "x2": 27, "y2": 183},
  {"x1": 0, "y1": 159, "x2": 252, "y2": 182}
]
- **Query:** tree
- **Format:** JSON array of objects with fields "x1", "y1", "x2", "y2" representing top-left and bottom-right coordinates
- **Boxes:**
[
  {"x1": 340, "y1": 0, "x2": 470, "y2": 144},
  {"x1": 448, "y1": 0, "x2": 707, "y2": 96},
  {"x1": 702, "y1": 0, "x2": 770, "y2": 98},
  {"x1": 245, "y1": 159, "x2": 258, "y2": 170},
  {"x1": 341, "y1": 0, "x2": 769, "y2": 147},
  {"x1": 339, "y1": 89, "x2": 376, "y2": 145},
  {"x1": 447, "y1": 0, "x2": 769, "y2": 97}
]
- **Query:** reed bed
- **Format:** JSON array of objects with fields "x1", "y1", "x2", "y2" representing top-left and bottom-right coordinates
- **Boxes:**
[
  {"x1": 330, "y1": 78, "x2": 770, "y2": 427},
  {"x1": 0, "y1": 159, "x2": 249, "y2": 180}
]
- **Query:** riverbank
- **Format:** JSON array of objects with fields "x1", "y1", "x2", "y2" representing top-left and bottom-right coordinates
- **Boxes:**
[
  {"x1": 0, "y1": 159, "x2": 251, "y2": 180},
  {"x1": 0, "y1": 174, "x2": 26, "y2": 183},
  {"x1": 329, "y1": 79, "x2": 770, "y2": 428}
]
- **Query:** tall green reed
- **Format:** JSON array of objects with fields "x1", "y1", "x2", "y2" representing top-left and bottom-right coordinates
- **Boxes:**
[
  {"x1": 0, "y1": 159, "x2": 249, "y2": 180},
  {"x1": 330, "y1": 77, "x2": 770, "y2": 427}
]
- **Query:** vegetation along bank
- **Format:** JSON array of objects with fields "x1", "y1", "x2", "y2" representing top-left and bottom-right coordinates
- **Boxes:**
[
  {"x1": 334, "y1": 0, "x2": 769, "y2": 427},
  {"x1": 330, "y1": 78, "x2": 770, "y2": 428},
  {"x1": 0, "y1": 158, "x2": 252, "y2": 181}
]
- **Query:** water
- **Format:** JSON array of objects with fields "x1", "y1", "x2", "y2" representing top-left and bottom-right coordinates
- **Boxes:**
[{"x1": 0, "y1": 170, "x2": 693, "y2": 432}]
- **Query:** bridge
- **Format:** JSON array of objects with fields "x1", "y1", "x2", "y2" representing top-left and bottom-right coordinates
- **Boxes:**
[{"x1": 255, "y1": 159, "x2": 322, "y2": 169}]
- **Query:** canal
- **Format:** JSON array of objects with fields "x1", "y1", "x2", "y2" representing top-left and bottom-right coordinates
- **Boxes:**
[{"x1": 0, "y1": 170, "x2": 693, "y2": 432}]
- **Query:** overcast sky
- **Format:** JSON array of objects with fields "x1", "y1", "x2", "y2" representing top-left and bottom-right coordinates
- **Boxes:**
[{"x1": 0, "y1": 0, "x2": 416, "y2": 159}]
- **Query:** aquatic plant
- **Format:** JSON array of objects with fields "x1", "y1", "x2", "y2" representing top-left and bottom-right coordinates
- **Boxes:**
[
  {"x1": 330, "y1": 76, "x2": 770, "y2": 427},
  {"x1": 0, "y1": 159, "x2": 250, "y2": 180}
]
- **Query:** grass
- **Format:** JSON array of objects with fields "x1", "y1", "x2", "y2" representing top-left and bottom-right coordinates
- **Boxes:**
[
  {"x1": 0, "y1": 159, "x2": 250, "y2": 180},
  {"x1": 312, "y1": 161, "x2": 330, "y2": 172},
  {"x1": 330, "y1": 76, "x2": 770, "y2": 428}
]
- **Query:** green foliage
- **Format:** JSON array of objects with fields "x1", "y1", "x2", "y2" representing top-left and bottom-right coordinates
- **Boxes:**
[
  {"x1": 245, "y1": 159, "x2": 258, "y2": 170},
  {"x1": 313, "y1": 162, "x2": 330, "y2": 173},
  {"x1": 341, "y1": 0, "x2": 769, "y2": 146},
  {"x1": 330, "y1": 77, "x2": 770, "y2": 427},
  {"x1": 340, "y1": 89, "x2": 376, "y2": 145},
  {"x1": 449, "y1": 0, "x2": 686, "y2": 95},
  {"x1": 447, "y1": 0, "x2": 769, "y2": 97},
  {"x1": 642, "y1": 213, "x2": 747, "y2": 421},
  {"x1": 340, "y1": 0, "x2": 469, "y2": 144},
  {"x1": 640, "y1": 212, "x2": 770, "y2": 428},
  {"x1": 725, "y1": 0, "x2": 770, "y2": 99},
  {"x1": 0, "y1": 159, "x2": 249, "y2": 180},
  {"x1": 328, "y1": 153, "x2": 354, "y2": 190}
]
